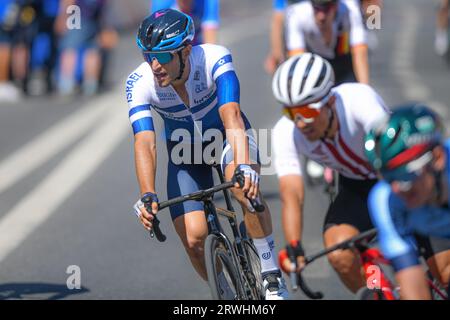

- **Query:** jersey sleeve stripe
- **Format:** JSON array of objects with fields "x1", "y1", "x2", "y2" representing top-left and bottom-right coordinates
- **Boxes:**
[
  {"x1": 216, "y1": 71, "x2": 240, "y2": 106},
  {"x1": 368, "y1": 182, "x2": 414, "y2": 260},
  {"x1": 213, "y1": 64, "x2": 234, "y2": 82},
  {"x1": 212, "y1": 54, "x2": 233, "y2": 80},
  {"x1": 132, "y1": 117, "x2": 155, "y2": 134},
  {"x1": 129, "y1": 104, "x2": 151, "y2": 117},
  {"x1": 130, "y1": 110, "x2": 152, "y2": 124}
]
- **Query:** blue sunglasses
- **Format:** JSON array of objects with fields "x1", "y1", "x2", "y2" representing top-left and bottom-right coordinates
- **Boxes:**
[
  {"x1": 142, "y1": 51, "x2": 173, "y2": 64},
  {"x1": 143, "y1": 47, "x2": 184, "y2": 64}
]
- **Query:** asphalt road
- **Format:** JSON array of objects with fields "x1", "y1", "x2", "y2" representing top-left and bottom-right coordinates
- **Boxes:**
[{"x1": 0, "y1": 0, "x2": 449, "y2": 300}]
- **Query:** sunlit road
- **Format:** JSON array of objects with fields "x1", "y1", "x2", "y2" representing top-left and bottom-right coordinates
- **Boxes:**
[{"x1": 0, "y1": 0, "x2": 448, "y2": 300}]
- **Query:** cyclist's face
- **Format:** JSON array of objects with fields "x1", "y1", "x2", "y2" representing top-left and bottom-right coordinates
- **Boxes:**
[
  {"x1": 313, "y1": 4, "x2": 337, "y2": 29},
  {"x1": 149, "y1": 46, "x2": 191, "y2": 87},
  {"x1": 295, "y1": 103, "x2": 332, "y2": 141},
  {"x1": 390, "y1": 169, "x2": 432, "y2": 208},
  {"x1": 391, "y1": 146, "x2": 446, "y2": 208},
  {"x1": 294, "y1": 95, "x2": 335, "y2": 141}
]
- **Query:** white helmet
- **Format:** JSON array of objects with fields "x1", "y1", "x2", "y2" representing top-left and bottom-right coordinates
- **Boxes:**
[{"x1": 272, "y1": 53, "x2": 335, "y2": 107}]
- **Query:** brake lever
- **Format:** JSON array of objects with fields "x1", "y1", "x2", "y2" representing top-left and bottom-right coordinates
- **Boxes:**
[
  {"x1": 233, "y1": 169, "x2": 265, "y2": 213},
  {"x1": 141, "y1": 195, "x2": 166, "y2": 243}
]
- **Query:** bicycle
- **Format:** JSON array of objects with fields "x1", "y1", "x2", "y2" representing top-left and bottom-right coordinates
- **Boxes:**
[
  {"x1": 302, "y1": 157, "x2": 338, "y2": 203},
  {"x1": 287, "y1": 229, "x2": 448, "y2": 300},
  {"x1": 142, "y1": 165, "x2": 265, "y2": 300}
]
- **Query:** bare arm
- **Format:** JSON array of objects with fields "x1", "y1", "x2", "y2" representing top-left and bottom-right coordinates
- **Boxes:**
[
  {"x1": 219, "y1": 102, "x2": 259, "y2": 198},
  {"x1": 396, "y1": 266, "x2": 431, "y2": 300},
  {"x1": 351, "y1": 44, "x2": 370, "y2": 84},
  {"x1": 219, "y1": 102, "x2": 249, "y2": 166},
  {"x1": 134, "y1": 131, "x2": 157, "y2": 195},
  {"x1": 265, "y1": 11, "x2": 286, "y2": 74}
]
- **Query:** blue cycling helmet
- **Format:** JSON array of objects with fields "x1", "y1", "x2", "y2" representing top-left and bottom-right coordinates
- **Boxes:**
[{"x1": 136, "y1": 8, "x2": 195, "y2": 53}]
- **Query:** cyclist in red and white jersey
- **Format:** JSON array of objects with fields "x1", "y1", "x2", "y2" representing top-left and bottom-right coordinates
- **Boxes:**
[
  {"x1": 285, "y1": 0, "x2": 369, "y2": 85},
  {"x1": 273, "y1": 53, "x2": 390, "y2": 293}
]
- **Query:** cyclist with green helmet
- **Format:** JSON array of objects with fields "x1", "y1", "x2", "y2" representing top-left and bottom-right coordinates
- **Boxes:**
[{"x1": 365, "y1": 104, "x2": 450, "y2": 299}]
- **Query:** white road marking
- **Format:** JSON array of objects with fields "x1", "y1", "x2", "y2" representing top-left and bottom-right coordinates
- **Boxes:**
[
  {"x1": 0, "y1": 97, "x2": 111, "y2": 195},
  {"x1": 0, "y1": 92, "x2": 129, "y2": 262},
  {"x1": 0, "y1": 12, "x2": 273, "y2": 263}
]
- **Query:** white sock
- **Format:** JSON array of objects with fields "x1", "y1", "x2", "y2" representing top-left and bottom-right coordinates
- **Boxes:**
[{"x1": 253, "y1": 235, "x2": 279, "y2": 275}]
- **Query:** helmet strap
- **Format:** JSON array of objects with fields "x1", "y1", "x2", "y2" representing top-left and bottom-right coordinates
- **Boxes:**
[
  {"x1": 175, "y1": 50, "x2": 185, "y2": 81},
  {"x1": 321, "y1": 104, "x2": 335, "y2": 140}
]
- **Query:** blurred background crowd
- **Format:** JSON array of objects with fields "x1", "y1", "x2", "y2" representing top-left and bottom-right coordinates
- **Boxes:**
[
  {"x1": 0, "y1": 0, "x2": 448, "y2": 102},
  {"x1": 0, "y1": 0, "x2": 148, "y2": 101}
]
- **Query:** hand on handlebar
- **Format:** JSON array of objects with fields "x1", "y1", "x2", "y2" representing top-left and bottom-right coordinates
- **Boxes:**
[
  {"x1": 234, "y1": 164, "x2": 260, "y2": 199},
  {"x1": 278, "y1": 240, "x2": 306, "y2": 274},
  {"x1": 133, "y1": 192, "x2": 159, "y2": 232}
]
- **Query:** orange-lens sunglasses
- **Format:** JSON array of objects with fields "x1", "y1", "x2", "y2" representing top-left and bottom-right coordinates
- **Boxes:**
[{"x1": 283, "y1": 105, "x2": 321, "y2": 121}]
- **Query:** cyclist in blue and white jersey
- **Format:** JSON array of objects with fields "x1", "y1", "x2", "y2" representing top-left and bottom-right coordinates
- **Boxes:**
[
  {"x1": 151, "y1": 0, "x2": 219, "y2": 44},
  {"x1": 365, "y1": 104, "x2": 450, "y2": 299},
  {"x1": 127, "y1": 9, "x2": 288, "y2": 300}
]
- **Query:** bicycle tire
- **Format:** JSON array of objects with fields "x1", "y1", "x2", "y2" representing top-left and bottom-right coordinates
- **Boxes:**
[
  {"x1": 355, "y1": 287, "x2": 384, "y2": 300},
  {"x1": 205, "y1": 234, "x2": 244, "y2": 300},
  {"x1": 242, "y1": 239, "x2": 264, "y2": 300}
]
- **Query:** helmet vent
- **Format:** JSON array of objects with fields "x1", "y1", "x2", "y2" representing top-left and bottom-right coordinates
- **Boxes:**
[
  {"x1": 287, "y1": 57, "x2": 300, "y2": 104},
  {"x1": 299, "y1": 56, "x2": 315, "y2": 96}
]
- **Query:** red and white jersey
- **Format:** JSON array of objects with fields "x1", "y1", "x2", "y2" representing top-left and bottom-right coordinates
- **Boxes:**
[{"x1": 272, "y1": 83, "x2": 390, "y2": 180}]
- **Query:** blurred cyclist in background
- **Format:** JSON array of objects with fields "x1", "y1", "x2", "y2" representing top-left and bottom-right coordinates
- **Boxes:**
[
  {"x1": 56, "y1": 0, "x2": 118, "y2": 96},
  {"x1": 265, "y1": 0, "x2": 305, "y2": 75},
  {"x1": 0, "y1": 0, "x2": 21, "y2": 102},
  {"x1": 150, "y1": 0, "x2": 219, "y2": 44},
  {"x1": 366, "y1": 105, "x2": 450, "y2": 299},
  {"x1": 285, "y1": 0, "x2": 369, "y2": 85},
  {"x1": 435, "y1": 0, "x2": 449, "y2": 56}
]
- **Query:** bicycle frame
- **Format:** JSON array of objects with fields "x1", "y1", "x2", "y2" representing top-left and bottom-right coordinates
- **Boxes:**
[
  {"x1": 154, "y1": 164, "x2": 263, "y2": 299},
  {"x1": 359, "y1": 248, "x2": 398, "y2": 300}
]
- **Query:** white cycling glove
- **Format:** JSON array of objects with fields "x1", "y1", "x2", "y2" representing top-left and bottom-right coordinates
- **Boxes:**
[{"x1": 237, "y1": 164, "x2": 260, "y2": 185}]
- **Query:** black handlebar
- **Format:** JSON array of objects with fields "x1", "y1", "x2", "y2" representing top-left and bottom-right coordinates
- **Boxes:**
[
  {"x1": 144, "y1": 168, "x2": 265, "y2": 242},
  {"x1": 290, "y1": 228, "x2": 378, "y2": 299}
]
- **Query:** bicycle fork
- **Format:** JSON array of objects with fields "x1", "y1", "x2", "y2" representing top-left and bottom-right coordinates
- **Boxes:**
[{"x1": 361, "y1": 249, "x2": 397, "y2": 300}]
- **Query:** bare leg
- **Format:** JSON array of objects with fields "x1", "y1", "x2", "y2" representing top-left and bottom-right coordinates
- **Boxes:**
[
  {"x1": 324, "y1": 225, "x2": 366, "y2": 293},
  {"x1": 173, "y1": 210, "x2": 209, "y2": 281}
]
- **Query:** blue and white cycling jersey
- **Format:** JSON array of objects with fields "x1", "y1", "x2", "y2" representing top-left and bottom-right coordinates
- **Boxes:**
[
  {"x1": 368, "y1": 139, "x2": 450, "y2": 272},
  {"x1": 150, "y1": 0, "x2": 219, "y2": 45},
  {"x1": 126, "y1": 44, "x2": 251, "y2": 143}
]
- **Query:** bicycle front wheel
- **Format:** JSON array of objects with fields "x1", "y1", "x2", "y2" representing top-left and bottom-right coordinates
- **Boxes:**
[
  {"x1": 205, "y1": 234, "x2": 244, "y2": 300},
  {"x1": 243, "y1": 239, "x2": 264, "y2": 300}
]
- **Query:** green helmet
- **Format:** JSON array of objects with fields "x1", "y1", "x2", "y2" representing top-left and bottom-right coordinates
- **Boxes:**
[
  {"x1": 310, "y1": 0, "x2": 338, "y2": 6},
  {"x1": 364, "y1": 104, "x2": 444, "y2": 183}
]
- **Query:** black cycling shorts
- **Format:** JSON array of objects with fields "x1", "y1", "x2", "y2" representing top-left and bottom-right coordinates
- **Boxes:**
[{"x1": 323, "y1": 175, "x2": 378, "y2": 233}]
